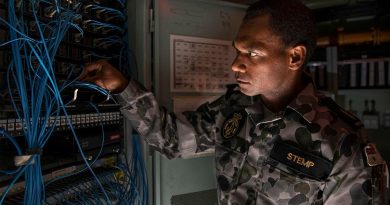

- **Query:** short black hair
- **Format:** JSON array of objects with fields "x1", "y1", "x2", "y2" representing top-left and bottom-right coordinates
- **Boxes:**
[{"x1": 244, "y1": 0, "x2": 316, "y2": 63}]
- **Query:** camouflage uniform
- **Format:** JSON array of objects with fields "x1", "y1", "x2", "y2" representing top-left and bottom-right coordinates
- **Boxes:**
[{"x1": 116, "y1": 79, "x2": 388, "y2": 205}]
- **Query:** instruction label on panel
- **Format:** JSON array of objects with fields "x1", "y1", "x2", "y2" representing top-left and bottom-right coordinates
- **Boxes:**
[{"x1": 170, "y1": 35, "x2": 236, "y2": 93}]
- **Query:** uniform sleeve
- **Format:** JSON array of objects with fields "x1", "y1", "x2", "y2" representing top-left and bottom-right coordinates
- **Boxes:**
[
  {"x1": 322, "y1": 129, "x2": 389, "y2": 205},
  {"x1": 115, "y1": 79, "x2": 220, "y2": 159}
]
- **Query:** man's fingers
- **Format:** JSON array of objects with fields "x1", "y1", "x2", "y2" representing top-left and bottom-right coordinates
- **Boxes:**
[
  {"x1": 78, "y1": 70, "x2": 88, "y2": 81},
  {"x1": 82, "y1": 75, "x2": 107, "y2": 89},
  {"x1": 79, "y1": 62, "x2": 103, "y2": 80},
  {"x1": 85, "y1": 62, "x2": 103, "y2": 72},
  {"x1": 79, "y1": 62, "x2": 104, "y2": 80},
  {"x1": 78, "y1": 60, "x2": 120, "y2": 91}
]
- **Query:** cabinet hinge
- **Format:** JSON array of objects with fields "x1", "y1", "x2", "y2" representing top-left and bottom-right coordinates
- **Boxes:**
[{"x1": 149, "y1": 8, "x2": 155, "y2": 33}]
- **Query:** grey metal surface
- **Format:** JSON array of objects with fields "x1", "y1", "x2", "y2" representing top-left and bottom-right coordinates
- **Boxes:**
[
  {"x1": 171, "y1": 189, "x2": 218, "y2": 205},
  {"x1": 153, "y1": 1, "x2": 246, "y2": 205}
]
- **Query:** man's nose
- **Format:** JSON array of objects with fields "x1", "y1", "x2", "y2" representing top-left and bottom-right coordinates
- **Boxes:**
[{"x1": 231, "y1": 54, "x2": 246, "y2": 73}]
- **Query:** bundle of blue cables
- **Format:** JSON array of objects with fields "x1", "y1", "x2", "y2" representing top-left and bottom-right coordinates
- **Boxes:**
[{"x1": 0, "y1": 0, "x2": 147, "y2": 204}]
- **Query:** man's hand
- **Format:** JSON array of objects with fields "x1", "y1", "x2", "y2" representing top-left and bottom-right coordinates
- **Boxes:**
[{"x1": 79, "y1": 60, "x2": 129, "y2": 94}]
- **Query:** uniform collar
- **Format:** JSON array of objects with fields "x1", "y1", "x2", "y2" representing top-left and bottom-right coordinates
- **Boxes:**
[
  {"x1": 286, "y1": 82, "x2": 320, "y2": 123},
  {"x1": 246, "y1": 82, "x2": 322, "y2": 125}
]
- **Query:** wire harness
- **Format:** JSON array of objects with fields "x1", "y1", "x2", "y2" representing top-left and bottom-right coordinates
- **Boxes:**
[{"x1": 0, "y1": 0, "x2": 147, "y2": 204}]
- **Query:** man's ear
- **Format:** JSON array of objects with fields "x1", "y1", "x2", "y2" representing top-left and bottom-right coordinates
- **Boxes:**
[{"x1": 288, "y1": 45, "x2": 306, "y2": 71}]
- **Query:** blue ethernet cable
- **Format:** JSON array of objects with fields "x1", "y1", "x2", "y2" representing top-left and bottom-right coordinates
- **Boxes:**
[
  {"x1": 115, "y1": 0, "x2": 125, "y2": 8},
  {"x1": 0, "y1": 128, "x2": 22, "y2": 175},
  {"x1": 1, "y1": 0, "x2": 147, "y2": 204},
  {"x1": 83, "y1": 19, "x2": 125, "y2": 34},
  {"x1": 84, "y1": 4, "x2": 125, "y2": 20},
  {"x1": 45, "y1": 102, "x2": 107, "y2": 185},
  {"x1": 4, "y1": 0, "x2": 92, "y2": 204}
]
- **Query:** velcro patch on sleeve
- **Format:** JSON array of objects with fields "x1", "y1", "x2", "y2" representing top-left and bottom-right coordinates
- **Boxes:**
[
  {"x1": 268, "y1": 141, "x2": 333, "y2": 181},
  {"x1": 221, "y1": 110, "x2": 247, "y2": 140},
  {"x1": 364, "y1": 143, "x2": 385, "y2": 167}
]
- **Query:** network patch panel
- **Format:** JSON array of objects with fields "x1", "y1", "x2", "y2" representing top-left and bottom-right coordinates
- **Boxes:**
[{"x1": 0, "y1": 111, "x2": 121, "y2": 134}]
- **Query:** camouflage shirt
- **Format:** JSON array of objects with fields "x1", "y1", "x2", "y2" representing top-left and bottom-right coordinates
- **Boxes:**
[{"x1": 116, "y1": 80, "x2": 388, "y2": 205}]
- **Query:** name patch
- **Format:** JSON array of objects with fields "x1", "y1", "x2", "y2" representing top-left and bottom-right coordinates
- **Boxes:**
[
  {"x1": 268, "y1": 141, "x2": 333, "y2": 180},
  {"x1": 287, "y1": 153, "x2": 315, "y2": 168}
]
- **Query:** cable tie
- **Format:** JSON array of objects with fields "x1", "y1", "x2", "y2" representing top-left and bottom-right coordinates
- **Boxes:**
[
  {"x1": 14, "y1": 149, "x2": 41, "y2": 166},
  {"x1": 72, "y1": 88, "x2": 79, "y2": 102},
  {"x1": 103, "y1": 90, "x2": 111, "y2": 103},
  {"x1": 14, "y1": 155, "x2": 35, "y2": 166},
  {"x1": 26, "y1": 148, "x2": 43, "y2": 155}
]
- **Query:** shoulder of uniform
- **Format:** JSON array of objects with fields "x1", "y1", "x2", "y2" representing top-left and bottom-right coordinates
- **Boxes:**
[
  {"x1": 318, "y1": 96, "x2": 364, "y2": 129},
  {"x1": 206, "y1": 84, "x2": 241, "y2": 108}
]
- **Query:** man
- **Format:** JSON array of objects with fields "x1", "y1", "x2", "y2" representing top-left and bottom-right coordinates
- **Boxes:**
[{"x1": 81, "y1": 0, "x2": 388, "y2": 204}]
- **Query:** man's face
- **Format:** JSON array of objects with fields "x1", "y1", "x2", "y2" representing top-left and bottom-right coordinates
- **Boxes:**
[{"x1": 232, "y1": 14, "x2": 292, "y2": 97}]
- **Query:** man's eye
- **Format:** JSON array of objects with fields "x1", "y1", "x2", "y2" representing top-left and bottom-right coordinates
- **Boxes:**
[{"x1": 248, "y1": 51, "x2": 258, "y2": 57}]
